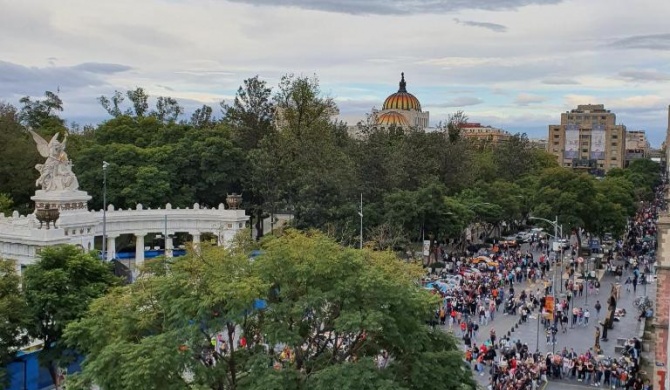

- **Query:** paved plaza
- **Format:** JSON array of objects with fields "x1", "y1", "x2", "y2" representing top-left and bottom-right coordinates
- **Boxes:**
[{"x1": 451, "y1": 255, "x2": 654, "y2": 389}]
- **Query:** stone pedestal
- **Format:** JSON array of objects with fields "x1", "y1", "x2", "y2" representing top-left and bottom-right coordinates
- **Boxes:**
[
  {"x1": 31, "y1": 190, "x2": 92, "y2": 212},
  {"x1": 31, "y1": 190, "x2": 96, "y2": 229}
]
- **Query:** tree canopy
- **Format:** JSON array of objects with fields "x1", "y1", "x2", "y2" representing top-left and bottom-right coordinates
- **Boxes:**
[
  {"x1": 64, "y1": 231, "x2": 476, "y2": 390},
  {"x1": 22, "y1": 246, "x2": 119, "y2": 387},
  {"x1": 0, "y1": 260, "x2": 28, "y2": 387},
  {"x1": 0, "y1": 76, "x2": 661, "y2": 242}
]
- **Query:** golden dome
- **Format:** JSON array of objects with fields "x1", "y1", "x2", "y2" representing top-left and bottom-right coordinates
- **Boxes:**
[
  {"x1": 376, "y1": 111, "x2": 410, "y2": 127},
  {"x1": 382, "y1": 73, "x2": 422, "y2": 112}
]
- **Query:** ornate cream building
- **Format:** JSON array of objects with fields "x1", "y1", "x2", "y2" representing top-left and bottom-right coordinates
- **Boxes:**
[
  {"x1": 372, "y1": 73, "x2": 430, "y2": 130},
  {"x1": 458, "y1": 123, "x2": 511, "y2": 143}
]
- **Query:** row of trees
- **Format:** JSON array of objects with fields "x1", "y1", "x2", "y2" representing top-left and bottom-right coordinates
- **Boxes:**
[
  {"x1": 1, "y1": 232, "x2": 476, "y2": 390},
  {"x1": 0, "y1": 76, "x2": 662, "y2": 249}
]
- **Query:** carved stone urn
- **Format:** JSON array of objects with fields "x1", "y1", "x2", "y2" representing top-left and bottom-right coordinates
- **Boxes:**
[
  {"x1": 35, "y1": 204, "x2": 60, "y2": 229},
  {"x1": 226, "y1": 193, "x2": 243, "y2": 210}
]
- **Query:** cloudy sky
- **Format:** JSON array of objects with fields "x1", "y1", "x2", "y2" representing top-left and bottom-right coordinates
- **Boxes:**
[{"x1": 2, "y1": 0, "x2": 670, "y2": 145}]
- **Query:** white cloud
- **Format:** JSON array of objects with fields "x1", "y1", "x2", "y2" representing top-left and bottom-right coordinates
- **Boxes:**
[
  {"x1": 1, "y1": 0, "x2": 670, "y2": 146},
  {"x1": 514, "y1": 93, "x2": 547, "y2": 106},
  {"x1": 542, "y1": 77, "x2": 580, "y2": 85},
  {"x1": 429, "y1": 97, "x2": 484, "y2": 107},
  {"x1": 453, "y1": 18, "x2": 508, "y2": 33},
  {"x1": 619, "y1": 70, "x2": 670, "y2": 82}
]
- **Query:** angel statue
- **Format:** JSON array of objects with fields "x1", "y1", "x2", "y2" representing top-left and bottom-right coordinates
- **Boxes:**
[{"x1": 29, "y1": 130, "x2": 79, "y2": 191}]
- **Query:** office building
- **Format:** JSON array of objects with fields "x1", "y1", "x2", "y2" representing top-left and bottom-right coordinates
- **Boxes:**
[
  {"x1": 547, "y1": 104, "x2": 626, "y2": 173},
  {"x1": 625, "y1": 130, "x2": 650, "y2": 166}
]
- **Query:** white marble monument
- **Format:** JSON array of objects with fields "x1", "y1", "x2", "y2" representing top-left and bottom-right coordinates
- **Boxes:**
[{"x1": 0, "y1": 131, "x2": 248, "y2": 275}]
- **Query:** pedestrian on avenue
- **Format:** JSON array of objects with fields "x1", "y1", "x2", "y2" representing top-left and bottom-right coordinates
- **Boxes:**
[
  {"x1": 595, "y1": 300, "x2": 602, "y2": 319},
  {"x1": 594, "y1": 326, "x2": 601, "y2": 353},
  {"x1": 625, "y1": 275, "x2": 632, "y2": 292},
  {"x1": 560, "y1": 312, "x2": 569, "y2": 333},
  {"x1": 584, "y1": 308, "x2": 590, "y2": 325}
]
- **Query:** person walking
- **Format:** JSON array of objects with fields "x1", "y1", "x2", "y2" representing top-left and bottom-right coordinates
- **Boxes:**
[
  {"x1": 584, "y1": 308, "x2": 590, "y2": 325},
  {"x1": 594, "y1": 300, "x2": 602, "y2": 320}
]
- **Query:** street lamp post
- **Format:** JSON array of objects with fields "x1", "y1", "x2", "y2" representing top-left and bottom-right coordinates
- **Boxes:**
[
  {"x1": 535, "y1": 308, "x2": 542, "y2": 352},
  {"x1": 528, "y1": 215, "x2": 562, "y2": 355},
  {"x1": 357, "y1": 194, "x2": 363, "y2": 250},
  {"x1": 102, "y1": 161, "x2": 109, "y2": 261},
  {"x1": 560, "y1": 243, "x2": 564, "y2": 292}
]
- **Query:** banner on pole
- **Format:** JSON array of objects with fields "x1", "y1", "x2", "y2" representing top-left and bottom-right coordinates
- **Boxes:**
[{"x1": 423, "y1": 240, "x2": 430, "y2": 256}]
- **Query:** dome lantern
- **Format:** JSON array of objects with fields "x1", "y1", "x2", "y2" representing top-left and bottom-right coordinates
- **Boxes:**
[
  {"x1": 398, "y1": 72, "x2": 407, "y2": 93},
  {"x1": 382, "y1": 72, "x2": 421, "y2": 112}
]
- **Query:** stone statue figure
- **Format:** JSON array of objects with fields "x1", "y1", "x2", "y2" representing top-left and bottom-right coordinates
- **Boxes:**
[{"x1": 29, "y1": 130, "x2": 79, "y2": 191}]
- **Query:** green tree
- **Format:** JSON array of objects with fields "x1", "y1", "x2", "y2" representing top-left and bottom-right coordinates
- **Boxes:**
[
  {"x1": 97, "y1": 91, "x2": 125, "y2": 118},
  {"x1": 0, "y1": 259, "x2": 28, "y2": 388},
  {"x1": 0, "y1": 193, "x2": 14, "y2": 216},
  {"x1": 65, "y1": 244, "x2": 267, "y2": 390},
  {"x1": 224, "y1": 76, "x2": 277, "y2": 239},
  {"x1": 18, "y1": 91, "x2": 65, "y2": 130},
  {"x1": 23, "y1": 246, "x2": 118, "y2": 388},
  {"x1": 64, "y1": 231, "x2": 475, "y2": 390},
  {"x1": 224, "y1": 76, "x2": 275, "y2": 151},
  {"x1": 249, "y1": 230, "x2": 475, "y2": 389},
  {"x1": 532, "y1": 168, "x2": 596, "y2": 245},
  {"x1": 154, "y1": 96, "x2": 184, "y2": 123},
  {"x1": 440, "y1": 110, "x2": 467, "y2": 143},
  {"x1": 191, "y1": 105, "x2": 216, "y2": 128},
  {"x1": 0, "y1": 102, "x2": 42, "y2": 213},
  {"x1": 126, "y1": 87, "x2": 150, "y2": 117}
]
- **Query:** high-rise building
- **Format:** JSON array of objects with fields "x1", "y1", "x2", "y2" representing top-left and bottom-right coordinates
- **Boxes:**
[
  {"x1": 547, "y1": 104, "x2": 626, "y2": 173},
  {"x1": 625, "y1": 130, "x2": 650, "y2": 166}
]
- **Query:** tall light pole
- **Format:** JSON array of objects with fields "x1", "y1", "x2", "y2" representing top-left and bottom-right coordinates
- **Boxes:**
[
  {"x1": 529, "y1": 215, "x2": 562, "y2": 354},
  {"x1": 102, "y1": 161, "x2": 109, "y2": 261},
  {"x1": 357, "y1": 194, "x2": 363, "y2": 249}
]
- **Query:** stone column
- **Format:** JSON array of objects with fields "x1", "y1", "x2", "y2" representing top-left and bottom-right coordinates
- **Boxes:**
[
  {"x1": 135, "y1": 233, "x2": 146, "y2": 267},
  {"x1": 166, "y1": 236, "x2": 174, "y2": 258},
  {"x1": 106, "y1": 235, "x2": 117, "y2": 260},
  {"x1": 191, "y1": 232, "x2": 201, "y2": 254}
]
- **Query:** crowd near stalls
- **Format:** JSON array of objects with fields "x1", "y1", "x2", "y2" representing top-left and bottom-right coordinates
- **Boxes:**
[
  {"x1": 424, "y1": 242, "x2": 550, "y2": 328},
  {"x1": 422, "y1": 180, "x2": 666, "y2": 390}
]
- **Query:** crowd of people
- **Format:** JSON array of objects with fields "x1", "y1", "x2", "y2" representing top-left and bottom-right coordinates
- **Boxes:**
[{"x1": 428, "y1": 179, "x2": 667, "y2": 390}]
